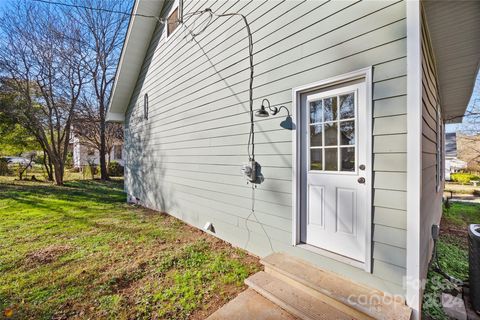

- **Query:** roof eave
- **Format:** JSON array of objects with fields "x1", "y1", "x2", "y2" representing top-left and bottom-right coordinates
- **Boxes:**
[
  {"x1": 423, "y1": 0, "x2": 480, "y2": 124},
  {"x1": 106, "y1": 0, "x2": 165, "y2": 123}
]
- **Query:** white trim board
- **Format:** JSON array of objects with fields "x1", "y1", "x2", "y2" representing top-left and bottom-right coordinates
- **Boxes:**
[
  {"x1": 291, "y1": 67, "x2": 373, "y2": 273},
  {"x1": 406, "y1": 1, "x2": 422, "y2": 319}
]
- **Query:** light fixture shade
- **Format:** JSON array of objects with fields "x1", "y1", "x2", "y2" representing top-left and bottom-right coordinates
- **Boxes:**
[{"x1": 255, "y1": 105, "x2": 269, "y2": 117}]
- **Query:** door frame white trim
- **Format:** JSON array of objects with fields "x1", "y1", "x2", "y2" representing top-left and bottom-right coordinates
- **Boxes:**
[{"x1": 291, "y1": 67, "x2": 373, "y2": 273}]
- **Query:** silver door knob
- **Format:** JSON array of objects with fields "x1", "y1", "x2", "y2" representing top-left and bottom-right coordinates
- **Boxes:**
[
  {"x1": 359, "y1": 164, "x2": 366, "y2": 170},
  {"x1": 358, "y1": 177, "x2": 366, "y2": 184}
]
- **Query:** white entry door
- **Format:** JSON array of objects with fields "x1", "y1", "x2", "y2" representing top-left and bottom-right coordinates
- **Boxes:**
[{"x1": 300, "y1": 80, "x2": 370, "y2": 265}]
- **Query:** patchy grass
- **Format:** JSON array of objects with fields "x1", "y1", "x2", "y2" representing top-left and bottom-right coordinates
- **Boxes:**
[
  {"x1": 443, "y1": 202, "x2": 480, "y2": 229},
  {"x1": 0, "y1": 176, "x2": 260, "y2": 319},
  {"x1": 422, "y1": 202, "x2": 480, "y2": 319}
]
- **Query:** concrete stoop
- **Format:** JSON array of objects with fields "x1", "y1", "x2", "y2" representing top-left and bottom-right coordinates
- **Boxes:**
[{"x1": 208, "y1": 253, "x2": 412, "y2": 320}]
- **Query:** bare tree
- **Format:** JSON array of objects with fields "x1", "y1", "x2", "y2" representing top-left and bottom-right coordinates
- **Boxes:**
[
  {"x1": 446, "y1": 74, "x2": 480, "y2": 170},
  {"x1": 68, "y1": 0, "x2": 131, "y2": 180},
  {"x1": 0, "y1": 1, "x2": 87, "y2": 185}
]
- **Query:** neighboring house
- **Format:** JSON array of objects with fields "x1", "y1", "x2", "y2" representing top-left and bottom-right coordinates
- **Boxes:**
[
  {"x1": 106, "y1": 1, "x2": 480, "y2": 318},
  {"x1": 444, "y1": 132, "x2": 467, "y2": 180},
  {"x1": 71, "y1": 133, "x2": 124, "y2": 168},
  {"x1": 457, "y1": 133, "x2": 480, "y2": 171}
]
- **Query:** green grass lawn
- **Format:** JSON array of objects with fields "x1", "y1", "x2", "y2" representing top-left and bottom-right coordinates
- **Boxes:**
[
  {"x1": 422, "y1": 202, "x2": 480, "y2": 319},
  {"x1": 0, "y1": 177, "x2": 260, "y2": 319}
]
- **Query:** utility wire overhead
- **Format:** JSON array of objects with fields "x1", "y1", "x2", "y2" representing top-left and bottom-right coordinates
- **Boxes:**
[{"x1": 32, "y1": 0, "x2": 166, "y2": 23}]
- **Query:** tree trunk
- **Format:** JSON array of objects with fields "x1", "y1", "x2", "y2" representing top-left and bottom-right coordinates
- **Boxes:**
[
  {"x1": 99, "y1": 103, "x2": 108, "y2": 180},
  {"x1": 18, "y1": 166, "x2": 23, "y2": 180},
  {"x1": 52, "y1": 157, "x2": 64, "y2": 186},
  {"x1": 43, "y1": 151, "x2": 54, "y2": 181},
  {"x1": 47, "y1": 157, "x2": 54, "y2": 181},
  {"x1": 54, "y1": 165, "x2": 64, "y2": 185}
]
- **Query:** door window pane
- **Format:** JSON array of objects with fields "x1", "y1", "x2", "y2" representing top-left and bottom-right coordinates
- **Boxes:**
[
  {"x1": 324, "y1": 148, "x2": 338, "y2": 171},
  {"x1": 310, "y1": 149, "x2": 323, "y2": 170},
  {"x1": 324, "y1": 122, "x2": 337, "y2": 146},
  {"x1": 310, "y1": 100, "x2": 322, "y2": 123},
  {"x1": 339, "y1": 93, "x2": 354, "y2": 119},
  {"x1": 340, "y1": 121, "x2": 355, "y2": 145},
  {"x1": 323, "y1": 97, "x2": 337, "y2": 121},
  {"x1": 310, "y1": 124, "x2": 323, "y2": 146},
  {"x1": 307, "y1": 91, "x2": 356, "y2": 173},
  {"x1": 340, "y1": 147, "x2": 355, "y2": 171}
]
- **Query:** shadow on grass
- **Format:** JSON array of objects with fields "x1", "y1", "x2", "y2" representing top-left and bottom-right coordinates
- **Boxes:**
[
  {"x1": 0, "y1": 179, "x2": 126, "y2": 210},
  {"x1": 0, "y1": 178, "x2": 171, "y2": 240}
]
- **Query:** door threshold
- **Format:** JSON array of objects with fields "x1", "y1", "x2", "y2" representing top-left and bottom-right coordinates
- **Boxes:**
[{"x1": 296, "y1": 243, "x2": 366, "y2": 270}]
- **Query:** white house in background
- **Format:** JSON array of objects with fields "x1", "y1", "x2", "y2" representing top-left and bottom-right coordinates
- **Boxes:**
[
  {"x1": 71, "y1": 133, "x2": 124, "y2": 169},
  {"x1": 444, "y1": 132, "x2": 467, "y2": 181},
  {"x1": 106, "y1": 0, "x2": 480, "y2": 318}
]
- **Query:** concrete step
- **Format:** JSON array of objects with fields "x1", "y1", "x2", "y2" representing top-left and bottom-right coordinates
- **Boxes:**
[
  {"x1": 246, "y1": 271, "x2": 357, "y2": 320},
  {"x1": 207, "y1": 288, "x2": 299, "y2": 320},
  {"x1": 261, "y1": 253, "x2": 411, "y2": 320}
]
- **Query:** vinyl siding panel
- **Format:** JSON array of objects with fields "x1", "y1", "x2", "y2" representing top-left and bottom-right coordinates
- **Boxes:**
[
  {"x1": 419, "y1": 8, "x2": 444, "y2": 281},
  {"x1": 373, "y1": 95, "x2": 407, "y2": 118},
  {"x1": 374, "y1": 207, "x2": 407, "y2": 229},
  {"x1": 124, "y1": 0, "x2": 407, "y2": 295},
  {"x1": 374, "y1": 242, "x2": 406, "y2": 268}
]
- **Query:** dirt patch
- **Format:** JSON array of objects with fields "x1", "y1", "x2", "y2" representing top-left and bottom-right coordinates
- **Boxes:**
[
  {"x1": 440, "y1": 217, "x2": 468, "y2": 248},
  {"x1": 189, "y1": 283, "x2": 246, "y2": 320},
  {"x1": 25, "y1": 245, "x2": 72, "y2": 266}
]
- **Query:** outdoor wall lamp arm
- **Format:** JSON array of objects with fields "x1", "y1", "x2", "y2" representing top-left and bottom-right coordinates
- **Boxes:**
[{"x1": 255, "y1": 98, "x2": 290, "y2": 117}]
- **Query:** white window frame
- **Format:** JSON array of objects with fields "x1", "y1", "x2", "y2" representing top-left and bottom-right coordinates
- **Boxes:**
[
  {"x1": 143, "y1": 93, "x2": 149, "y2": 120},
  {"x1": 114, "y1": 145, "x2": 123, "y2": 160},
  {"x1": 436, "y1": 104, "x2": 442, "y2": 192},
  {"x1": 165, "y1": 0, "x2": 182, "y2": 41}
]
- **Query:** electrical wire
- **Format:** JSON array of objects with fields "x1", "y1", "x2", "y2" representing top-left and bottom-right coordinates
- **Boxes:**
[
  {"x1": 182, "y1": 8, "x2": 274, "y2": 252},
  {"x1": 184, "y1": 8, "x2": 255, "y2": 161},
  {"x1": 32, "y1": 0, "x2": 167, "y2": 24}
]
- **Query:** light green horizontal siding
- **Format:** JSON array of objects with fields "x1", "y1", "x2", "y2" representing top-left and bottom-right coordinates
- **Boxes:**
[
  {"x1": 374, "y1": 207, "x2": 407, "y2": 229},
  {"x1": 373, "y1": 225, "x2": 407, "y2": 249},
  {"x1": 374, "y1": 134, "x2": 407, "y2": 153},
  {"x1": 374, "y1": 242, "x2": 406, "y2": 268},
  {"x1": 124, "y1": 0, "x2": 407, "y2": 295},
  {"x1": 373, "y1": 95, "x2": 407, "y2": 118},
  {"x1": 419, "y1": 8, "x2": 443, "y2": 281},
  {"x1": 374, "y1": 172, "x2": 407, "y2": 191}
]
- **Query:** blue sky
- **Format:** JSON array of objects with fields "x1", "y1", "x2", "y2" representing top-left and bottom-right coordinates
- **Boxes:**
[{"x1": 0, "y1": 0, "x2": 8, "y2": 12}]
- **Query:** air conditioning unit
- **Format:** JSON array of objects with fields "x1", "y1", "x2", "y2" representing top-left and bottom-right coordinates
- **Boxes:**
[{"x1": 468, "y1": 224, "x2": 480, "y2": 314}]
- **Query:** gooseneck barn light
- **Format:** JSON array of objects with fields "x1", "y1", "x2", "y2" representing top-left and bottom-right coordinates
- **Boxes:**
[
  {"x1": 255, "y1": 98, "x2": 289, "y2": 118},
  {"x1": 255, "y1": 99, "x2": 277, "y2": 117}
]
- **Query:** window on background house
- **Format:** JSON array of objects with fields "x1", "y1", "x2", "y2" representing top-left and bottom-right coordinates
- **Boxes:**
[
  {"x1": 144, "y1": 93, "x2": 149, "y2": 120},
  {"x1": 166, "y1": 0, "x2": 182, "y2": 39},
  {"x1": 114, "y1": 145, "x2": 122, "y2": 160}
]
